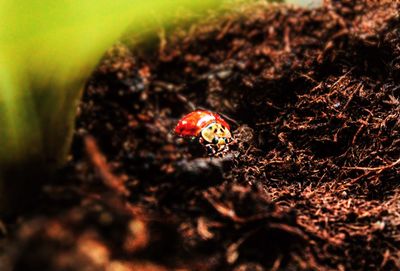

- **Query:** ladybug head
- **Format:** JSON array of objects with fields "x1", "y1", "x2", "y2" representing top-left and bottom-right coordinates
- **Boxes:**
[{"x1": 200, "y1": 122, "x2": 232, "y2": 150}]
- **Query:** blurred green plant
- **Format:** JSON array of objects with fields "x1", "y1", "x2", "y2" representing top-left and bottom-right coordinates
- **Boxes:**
[{"x1": 0, "y1": 0, "x2": 220, "y2": 214}]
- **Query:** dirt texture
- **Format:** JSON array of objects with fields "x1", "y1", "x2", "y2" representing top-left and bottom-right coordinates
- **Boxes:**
[{"x1": 2, "y1": 0, "x2": 400, "y2": 270}]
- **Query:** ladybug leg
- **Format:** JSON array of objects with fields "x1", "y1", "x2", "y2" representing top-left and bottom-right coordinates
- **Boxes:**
[
  {"x1": 212, "y1": 144, "x2": 229, "y2": 158},
  {"x1": 205, "y1": 144, "x2": 216, "y2": 156},
  {"x1": 224, "y1": 144, "x2": 230, "y2": 153},
  {"x1": 228, "y1": 137, "x2": 237, "y2": 147},
  {"x1": 220, "y1": 145, "x2": 230, "y2": 157},
  {"x1": 198, "y1": 137, "x2": 204, "y2": 144}
]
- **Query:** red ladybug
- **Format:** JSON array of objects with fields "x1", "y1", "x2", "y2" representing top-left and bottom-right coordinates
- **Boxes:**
[{"x1": 175, "y1": 110, "x2": 233, "y2": 156}]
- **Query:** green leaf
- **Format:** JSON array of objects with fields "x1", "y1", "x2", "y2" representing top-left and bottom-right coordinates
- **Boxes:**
[{"x1": 0, "y1": 0, "x2": 219, "y2": 213}]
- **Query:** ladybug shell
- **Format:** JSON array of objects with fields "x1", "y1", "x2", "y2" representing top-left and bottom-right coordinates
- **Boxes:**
[{"x1": 175, "y1": 110, "x2": 230, "y2": 137}]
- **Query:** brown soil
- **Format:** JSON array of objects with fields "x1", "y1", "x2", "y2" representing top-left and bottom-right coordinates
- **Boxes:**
[{"x1": 2, "y1": 1, "x2": 400, "y2": 270}]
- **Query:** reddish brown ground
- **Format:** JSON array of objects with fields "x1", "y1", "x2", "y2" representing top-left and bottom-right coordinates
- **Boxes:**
[{"x1": 2, "y1": 1, "x2": 400, "y2": 270}]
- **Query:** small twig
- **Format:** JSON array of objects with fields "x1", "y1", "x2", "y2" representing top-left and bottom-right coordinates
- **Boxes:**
[
  {"x1": 297, "y1": 72, "x2": 318, "y2": 84},
  {"x1": 352, "y1": 116, "x2": 370, "y2": 144},
  {"x1": 0, "y1": 220, "x2": 7, "y2": 235},
  {"x1": 217, "y1": 111, "x2": 240, "y2": 127},
  {"x1": 217, "y1": 19, "x2": 234, "y2": 40},
  {"x1": 177, "y1": 94, "x2": 196, "y2": 111},
  {"x1": 203, "y1": 193, "x2": 246, "y2": 223},
  {"x1": 158, "y1": 27, "x2": 167, "y2": 58},
  {"x1": 331, "y1": 67, "x2": 355, "y2": 89},
  {"x1": 226, "y1": 229, "x2": 259, "y2": 264},
  {"x1": 342, "y1": 83, "x2": 362, "y2": 112},
  {"x1": 344, "y1": 158, "x2": 400, "y2": 172},
  {"x1": 268, "y1": 222, "x2": 310, "y2": 242},
  {"x1": 203, "y1": 191, "x2": 269, "y2": 224},
  {"x1": 85, "y1": 136, "x2": 130, "y2": 197},
  {"x1": 284, "y1": 26, "x2": 291, "y2": 52},
  {"x1": 271, "y1": 254, "x2": 283, "y2": 271}
]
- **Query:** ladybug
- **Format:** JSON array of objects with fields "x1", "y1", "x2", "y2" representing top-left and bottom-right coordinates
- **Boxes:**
[{"x1": 175, "y1": 110, "x2": 233, "y2": 156}]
